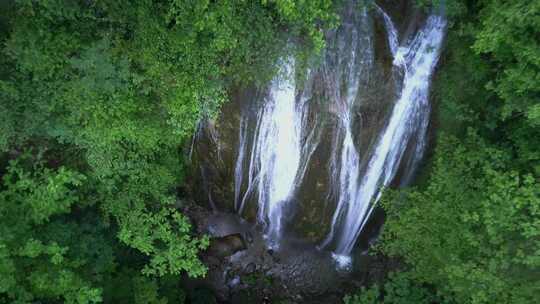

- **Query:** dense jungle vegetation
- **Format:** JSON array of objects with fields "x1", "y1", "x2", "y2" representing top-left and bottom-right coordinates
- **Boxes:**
[
  {"x1": 347, "y1": 0, "x2": 540, "y2": 303},
  {"x1": 0, "y1": 0, "x2": 538, "y2": 303},
  {"x1": 0, "y1": 0, "x2": 335, "y2": 302}
]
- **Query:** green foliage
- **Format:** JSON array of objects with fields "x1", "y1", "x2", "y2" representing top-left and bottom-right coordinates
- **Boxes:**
[
  {"x1": 380, "y1": 133, "x2": 539, "y2": 303},
  {"x1": 344, "y1": 286, "x2": 380, "y2": 304},
  {"x1": 262, "y1": 0, "x2": 338, "y2": 51},
  {"x1": 103, "y1": 268, "x2": 187, "y2": 304},
  {"x1": 189, "y1": 288, "x2": 218, "y2": 304},
  {"x1": 370, "y1": 8, "x2": 540, "y2": 297},
  {"x1": 1, "y1": 156, "x2": 85, "y2": 224},
  {"x1": 415, "y1": 0, "x2": 467, "y2": 18},
  {"x1": 348, "y1": 1, "x2": 540, "y2": 303},
  {"x1": 473, "y1": 1, "x2": 540, "y2": 124},
  {"x1": 344, "y1": 272, "x2": 451, "y2": 304},
  {"x1": 0, "y1": 155, "x2": 105, "y2": 303},
  {"x1": 118, "y1": 208, "x2": 209, "y2": 278},
  {"x1": 432, "y1": 0, "x2": 540, "y2": 173},
  {"x1": 0, "y1": 0, "x2": 336, "y2": 302}
]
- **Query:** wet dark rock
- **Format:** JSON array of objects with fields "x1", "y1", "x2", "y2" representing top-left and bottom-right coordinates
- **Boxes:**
[
  {"x1": 206, "y1": 212, "x2": 250, "y2": 237},
  {"x1": 191, "y1": 211, "x2": 346, "y2": 302},
  {"x1": 376, "y1": 0, "x2": 420, "y2": 36},
  {"x1": 244, "y1": 263, "x2": 256, "y2": 274},
  {"x1": 244, "y1": 231, "x2": 254, "y2": 244},
  {"x1": 228, "y1": 275, "x2": 241, "y2": 288},
  {"x1": 181, "y1": 200, "x2": 212, "y2": 234},
  {"x1": 180, "y1": 200, "x2": 403, "y2": 303},
  {"x1": 206, "y1": 234, "x2": 247, "y2": 259}
]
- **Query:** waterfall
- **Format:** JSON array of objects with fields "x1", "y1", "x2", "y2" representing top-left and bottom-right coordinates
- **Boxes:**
[
  {"x1": 375, "y1": 4, "x2": 399, "y2": 58},
  {"x1": 195, "y1": 1, "x2": 446, "y2": 263},
  {"x1": 235, "y1": 62, "x2": 310, "y2": 248},
  {"x1": 256, "y1": 66, "x2": 300, "y2": 247},
  {"x1": 234, "y1": 116, "x2": 248, "y2": 211},
  {"x1": 321, "y1": 5, "x2": 374, "y2": 250},
  {"x1": 328, "y1": 12, "x2": 447, "y2": 265}
]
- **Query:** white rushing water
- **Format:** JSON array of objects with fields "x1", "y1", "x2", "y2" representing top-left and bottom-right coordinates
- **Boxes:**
[
  {"x1": 237, "y1": 62, "x2": 306, "y2": 248},
  {"x1": 234, "y1": 116, "x2": 248, "y2": 211},
  {"x1": 328, "y1": 10, "x2": 447, "y2": 264},
  {"x1": 321, "y1": 6, "x2": 373, "y2": 252},
  {"x1": 375, "y1": 4, "x2": 399, "y2": 58}
]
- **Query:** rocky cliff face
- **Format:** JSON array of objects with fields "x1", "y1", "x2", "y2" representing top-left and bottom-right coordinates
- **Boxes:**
[
  {"x1": 189, "y1": 0, "x2": 425, "y2": 241},
  {"x1": 184, "y1": 0, "x2": 445, "y2": 301},
  {"x1": 182, "y1": 202, "x2": 399, "y2": 303}
]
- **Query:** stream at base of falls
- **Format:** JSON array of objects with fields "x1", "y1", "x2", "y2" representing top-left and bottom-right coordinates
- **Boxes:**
[{"x1": 188, "y1": 0, "x2": 446, "y2": 299}]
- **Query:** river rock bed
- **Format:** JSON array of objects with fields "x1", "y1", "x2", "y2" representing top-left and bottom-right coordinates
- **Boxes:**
[{"x1": 182, "y1": 203, "x2": 399, "y2": 303}]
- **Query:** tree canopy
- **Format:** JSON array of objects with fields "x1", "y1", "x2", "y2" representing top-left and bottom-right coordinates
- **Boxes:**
[
  {"x1": 0, "y1": 0, "x2": 538, "y2": 303},
  {"x1": 0, "y1": 0, "x2": 335, "y2": 303},
  {"x1": 347, "y1": 0, "x2": 539, "y2": 303}
]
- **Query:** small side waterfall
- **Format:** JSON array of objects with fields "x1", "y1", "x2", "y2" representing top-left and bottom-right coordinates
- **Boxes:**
[
  {"x1": 321, "y1": 5, "x2": 374, "y2": 250},
  {"x1": 234, "y1": 116, "x2": 248, "y2": 211},
  {"x1": 328, "y1": 12, "x2": 447, "y2": 263},
  {"x1": 376, "y1": 5, "x2": 399, "y2": 58}
]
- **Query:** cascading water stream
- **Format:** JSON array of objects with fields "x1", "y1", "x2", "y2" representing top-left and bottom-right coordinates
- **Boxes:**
[
  {"x1": 328, "y1": 11, "x2": 447, "y2": 265},
  {"x1": 256, "y1": 68, "x2": 301, "y2": 247},
  {"x1": 196, "y1": 1, "x2": 446, "y2": 266},
  {"x1": 375, "y1": 4, "x2": 399, "y2": 58},
  {"x1": 321, "y1": 5, "x2": 374, "y2": 250},
  {"x1": 234, "y1": 116, "x2": 248, "y2": 211},
  {"x1": 234, "y1": 62, "x2": 313, "y2": 248}
]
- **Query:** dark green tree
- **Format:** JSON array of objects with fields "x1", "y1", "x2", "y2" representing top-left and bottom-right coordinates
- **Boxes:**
[
  {"x1": 348, "y1": 1, "x2": 540, "y2": 303},
  {"x1": 0, "y1": 0, "x2": 336, "y2": 302}
]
